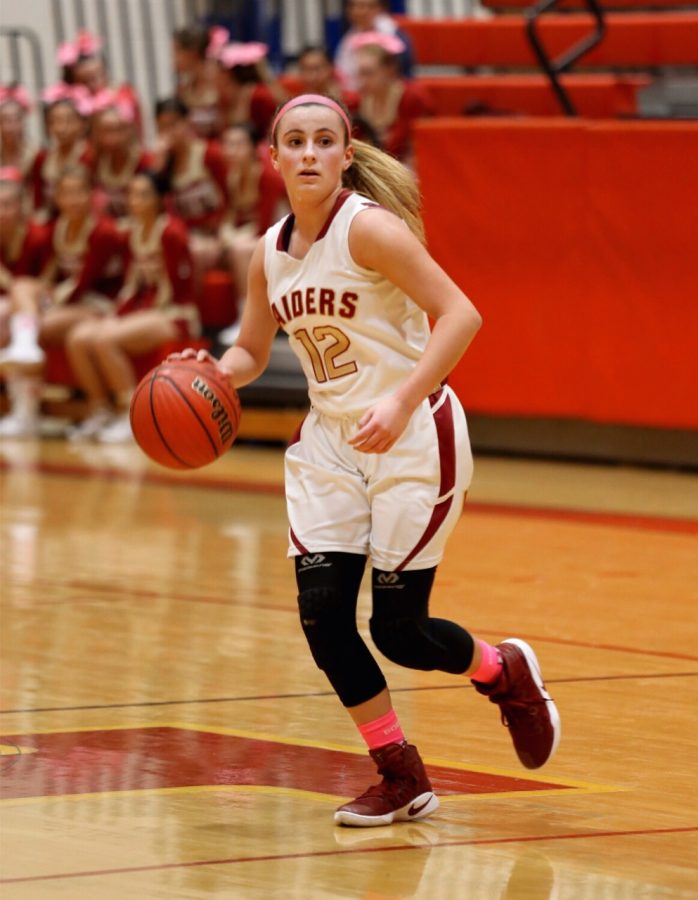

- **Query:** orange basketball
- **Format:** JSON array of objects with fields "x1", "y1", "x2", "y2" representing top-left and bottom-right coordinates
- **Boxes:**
[{"x1": 130, "y1": 358, "x2": 241, "y2": 469}]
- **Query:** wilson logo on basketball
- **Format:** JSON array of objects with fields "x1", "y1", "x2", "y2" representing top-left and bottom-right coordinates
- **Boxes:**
[{"x1": 191, "y1": 377, "x2": 234, "y2": 444}]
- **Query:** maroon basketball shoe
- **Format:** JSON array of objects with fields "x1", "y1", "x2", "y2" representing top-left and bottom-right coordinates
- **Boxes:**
[
  {"x1": 473, "y1": 638, "x2": 561, "y2": 769},
  {"x1": 334, "y1": 741, "x2": 439, "y2": 827}
]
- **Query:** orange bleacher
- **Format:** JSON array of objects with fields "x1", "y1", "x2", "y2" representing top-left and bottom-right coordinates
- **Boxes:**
[
  {"x1": 417, "y1": 73, "x2": 651, "y2": 117},
  {"x1": 483, "y1": 0, "x2": 698, "y2": 9},
  {"x1": 398, "y1": 13, "x2": 698, "y2": 67}
]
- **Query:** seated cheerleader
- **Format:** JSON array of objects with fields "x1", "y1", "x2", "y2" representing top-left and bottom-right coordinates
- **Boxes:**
[
  {"x1": 0, "y1": 166, "x2": 123, "y2": 437},
  {"x1": 65, "y1": 171, "x2": 200, "y2": 443},
  {"x1": 214, "y1": 42, "x2": 282, "y2": 140},
  {"x1": 172, "y1": 24, "x2": 223, "y2": 139},
  {"x1": 218, "y1": 123, "x2": 287, "y2": 344},
  {"x1": 0, "y1": 172, "x2": 52, "y2": 437},
  {"x1": 58, "y1": 30, "x2": 142, "y2": 134},
  {"x1": 92, "y1": 94, "x2": 151, "y2": 220},
  {"x1": 0, "y1": 85, "x2": 36, "y2": 181},
  {"x1": 152, "y1": 97, "x2": 228, "y2": 298},
  {"x1": 352, "y1": 33, "x2": 433, "y2": 167},
  {"x1": 30, "y1": 85, "x2": 95, "y2": 220},
  {"x1": 284, "y1": 46, "x2": 360, "y2": 115}
]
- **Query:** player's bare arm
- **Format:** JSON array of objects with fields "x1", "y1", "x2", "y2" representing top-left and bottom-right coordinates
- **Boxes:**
[
  {"x1": 216, "y1": 239, "x2": 278, "y2": 389},
  {"x1": 348, "y1": 208, "x2": 482, "y2": 454}
]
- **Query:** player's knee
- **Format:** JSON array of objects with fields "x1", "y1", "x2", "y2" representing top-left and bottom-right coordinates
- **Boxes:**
[
  {"x1": 298, "y1": 586, "x2": 348, "y2": 672},
  {"x1": 369, "y1": 615, "x2": 436, "y2": 671}
]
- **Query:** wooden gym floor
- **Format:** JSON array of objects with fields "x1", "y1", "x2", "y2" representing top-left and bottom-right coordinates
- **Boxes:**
[{"x1": 0, "y1": 436, "x2": 697, "y2": 899}]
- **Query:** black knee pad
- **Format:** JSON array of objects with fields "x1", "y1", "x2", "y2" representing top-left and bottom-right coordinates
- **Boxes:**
[
  {"x1": 295, "y1": 553, "x2": 386, "y2": 708},
  {"x1": 298, "y1": 585, "x2": 351, "y2": 673},
  {"x1": 371, "y1": 567, "x2": 475, "y2": 675},
  {"x1": 369, "y1": 615, "x2": 439, "y2": 671}
]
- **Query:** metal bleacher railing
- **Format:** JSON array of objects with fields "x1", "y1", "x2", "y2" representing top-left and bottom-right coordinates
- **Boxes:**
[{"x1": 525, "y1": 0, "x2": 607, "y2": 115}]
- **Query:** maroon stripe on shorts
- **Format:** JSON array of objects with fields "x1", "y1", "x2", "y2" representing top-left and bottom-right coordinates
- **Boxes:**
[
  {"x1": 395, "y1": 390, "x2": 456, "y2": 572},
  {"x1": 289, "y1": 527, "x2": 309, "y2": 555}
]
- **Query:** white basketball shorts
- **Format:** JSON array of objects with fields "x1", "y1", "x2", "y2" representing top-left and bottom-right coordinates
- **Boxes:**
[{"x1": 285, "y1": 386, "x2": 473, "y2": 572}]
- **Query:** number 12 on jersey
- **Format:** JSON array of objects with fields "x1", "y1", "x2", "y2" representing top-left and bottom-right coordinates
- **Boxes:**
[{"x1": 293, "y1": 326, "x2": 358, "y2": 383}]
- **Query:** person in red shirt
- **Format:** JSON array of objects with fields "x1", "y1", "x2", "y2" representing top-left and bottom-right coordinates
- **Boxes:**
[
  {"x1": 285, "y1": 46, "x2": 360, "y2": 116},
  {"x1": 0, "y1": 85, "x2": 36, "y2": 181},
  {"x1": 30, "y1": 86, "x2": 95, "y2": 220},
  {"x1": 65, "y1": 171, "x2": 200, "y2": 442},
  {"x1": 152, "y1": 97, "x2": 228, "y2": 298},
  {"x1": 173, "y1": 24, "x2": 223, "y2": 139},
  {"x1": 218, "y1": 123, "x2": 288, "y2": 343},
  {"x1": 92, "y1": 95, "x2": 151, "y2": 220},
  {"x1": 215, "y1": 42, "x2": 282, "y2": 141},
  {"x1": 0, "y1": 170, "x2": 50, "y2": 373},
  {"x1": 352, "y1": 34, "x2": 433, "y2": 167},
  {"x1": 0, "y1": 166, "x2": 123, "y2": 437},
  {"x1": 0, "y1": 171, "x2": 48, "y2": 297},
  {"x1": 58, "y1": 30, "x2": 142, "y2": 134}
]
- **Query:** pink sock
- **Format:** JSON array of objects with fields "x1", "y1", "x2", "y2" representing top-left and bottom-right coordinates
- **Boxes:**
[
  {"x1": 470, "y1": 640, "x2": 503, "y2": 684},
  {"x1": 358, "y1": 709, "x2": 405, "y2": 750}
]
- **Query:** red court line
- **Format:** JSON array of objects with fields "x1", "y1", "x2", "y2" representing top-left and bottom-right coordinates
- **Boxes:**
[
  {"x1": 5, "y1": 571, "x2": 696, "y2": 663},
  {"x1": 1, "y1": 671, "x2": 696, "y2": 716},
  {"x1": 3, "y1": 825, "x2": 696, "y2": 885},
  {"x1": 478, "y1": 631, "x2": 698, "y2": 663},
  {"x1": 2, "y1": 458, "x2": 697, "y2": 534}
]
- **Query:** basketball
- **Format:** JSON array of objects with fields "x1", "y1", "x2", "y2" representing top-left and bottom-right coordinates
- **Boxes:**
[{"x1": 130, "y1": 359, "x2": 241, "y2": 469}]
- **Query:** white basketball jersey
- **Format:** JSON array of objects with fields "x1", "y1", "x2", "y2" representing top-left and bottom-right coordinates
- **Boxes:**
[{"x1": 263, "y1": 190, "x2": 431, "y2": 417}]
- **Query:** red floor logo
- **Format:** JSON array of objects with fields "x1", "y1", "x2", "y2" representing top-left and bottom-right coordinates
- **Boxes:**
[{"x1": 0, "y1": 726, "x2": 572, "y2": 801}]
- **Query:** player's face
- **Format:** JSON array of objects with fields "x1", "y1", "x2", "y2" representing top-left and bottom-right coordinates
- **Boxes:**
[
  {"x1": 0, "y1": 102, "x2": 24, "y2": 142},
  {"x1": 74, "y1": 56, "x2": 106, "y2": 93},
  {"x1": 48, "y1": 102, "x2": 84, "y2": 148},
  {"x1": 298, "y1": 52, "x2": 333, "y2": 93},
  {"x1": 156, "y1": 111, "x2": 188, "y2": 149},
  {"x1": 355, "y1": 51, "x2": 389, "y2": 94},
  {"x1": 173, "y1": 42, "x2": 197, "y2": 75},
  {"x1": 222, "y1": 127, "x2": 255, "y2": 167},
  {"x1": 55, "y1": 174, "x2": 91, "y2": 220},
  {"x1": 347, "y1": 0, "x2": 381, "y2": 30},
  {"x1": 94, "y1": 110, "x2": 130, "y2": 152},
  {"x1": 272, "y1": 106, "x2": 353, "y2": 197},
  {"x1": 127, "y1": 176, "x2": 158, "y2": 220},
  {"x1": 0, "y1": 184, "x2": 23, "y2": 234}
]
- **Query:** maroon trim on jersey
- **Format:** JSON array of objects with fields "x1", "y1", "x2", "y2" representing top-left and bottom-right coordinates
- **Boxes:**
[
  {"x1": 289, "y1": 527, "x2": 310, "y2": 555},
  {"x1": 395, "y1": 389, "x2": 456, "y2": 573},
  {"x1": 276, "y1": 213, "x2": 295, "y2": 251},
  {"x1": 276, "y1": 189, "x2": 352, "y2": 253},
  {"x1": 315, "y1": 189, "x2": 352, "y2": 242}
]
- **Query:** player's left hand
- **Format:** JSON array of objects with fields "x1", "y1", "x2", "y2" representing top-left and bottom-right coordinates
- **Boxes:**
[{"x1": 348, "y1": 396, "x2": 413, "y2": 454}]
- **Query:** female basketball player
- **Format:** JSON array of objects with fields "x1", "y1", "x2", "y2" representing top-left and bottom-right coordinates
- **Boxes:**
[{"x1": 177, "y1": 95, "x2": 560, "y2": 827}]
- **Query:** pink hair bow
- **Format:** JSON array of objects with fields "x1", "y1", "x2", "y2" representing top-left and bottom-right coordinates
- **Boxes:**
[
  {"x1": 206, "y1": 26, "x2": 230, "y2": 59},
  {"x1": 0, "y1": 166, "x2": 24, "y2": 183},
  {"x1": 91, "y1": 88, "x2": 135, "y2": 122},
  {"x1": 57, "y1": 42, "x2": 79, "y2": 66},
  {"x1": 57, "y1": 30, "x2": 103, "y2": 66},
  {"x1": 217, "y1": 42, "x2": 268, "y2": 68},
  {"x1": 0, "y1": 84, "x2": 32, "y2": 111},
  {"x1": 41, "y1": 82, "x2": 94, "y2": 116},
  {"x1": 349, "y1": 31, "x2": 406, "y2": 55},
  {"x1": 75, "y1": 30, "x2": 103, "y2": 56}
]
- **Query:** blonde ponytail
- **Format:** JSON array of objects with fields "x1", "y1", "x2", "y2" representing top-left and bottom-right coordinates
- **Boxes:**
[{"x1": 343, "y1": 140, "x2": 426, "y2": 244}]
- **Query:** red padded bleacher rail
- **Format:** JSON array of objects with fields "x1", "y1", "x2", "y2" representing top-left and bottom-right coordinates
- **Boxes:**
[
  {"x1": 398, "y1": 13, "x2": 698, "y2": 66},
  {"x1": 484, "y1": 0, "x2": 698, "y2": 9},
  {"x1": 414, "y1": 119, "x2": 698, "y2": 429},
  {"x1": 418, "y1": 74, "x2": 650, "y2": 117}
]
